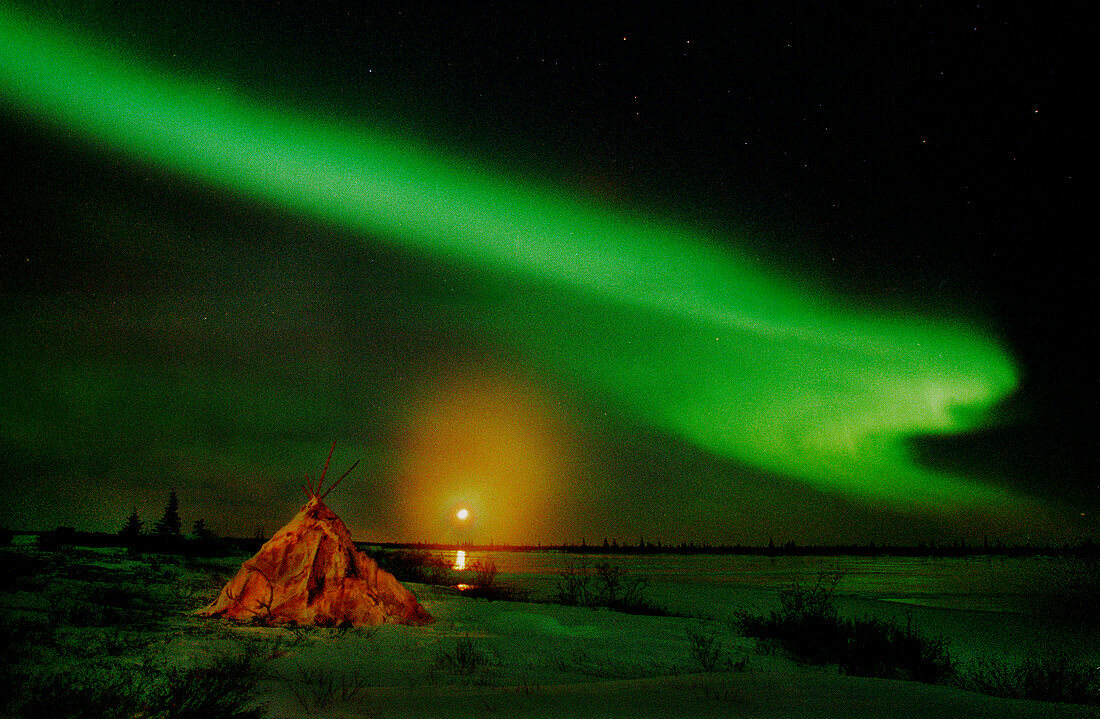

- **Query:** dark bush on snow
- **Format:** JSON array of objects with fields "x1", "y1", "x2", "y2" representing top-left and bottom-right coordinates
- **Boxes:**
[
  {"x1": 965, "y1": 651, "x2": 1100, "y2": 706},
  {"x1": 365, "y1": 549, "x2": 454, "y2": 586},
  {"x1": 737, "y1": 570, "x2": 955, "y2": 684},
  {"x1": 145, "y1": 650, "x2": 267, "y2": 719},
  {"x1": 432, "y1": 635, "x2": 495, "y2": 675},
  {"x1": 457, "y1": 559, "x2": 529, "y2": 602},
  {"x1": 556, "y1": 560, "x2": 670, "y2": 615},
  {"x1": 3, "y1": 650, "x2": 266, "y2": 719}
]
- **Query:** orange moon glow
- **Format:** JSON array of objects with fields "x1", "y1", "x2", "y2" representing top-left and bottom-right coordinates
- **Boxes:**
[{"x1": 394, "y1": 365, "x2": 576, "y2": 543}]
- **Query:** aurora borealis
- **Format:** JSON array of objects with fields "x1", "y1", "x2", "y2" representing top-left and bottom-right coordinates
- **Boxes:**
[{"x1": 0, "y1": 3, "x2": 1092, "y2": 544}]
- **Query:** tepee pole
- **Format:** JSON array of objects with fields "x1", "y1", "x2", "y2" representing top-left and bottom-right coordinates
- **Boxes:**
[
  {"x1": 316, "y1": 439, "x2": 337, "y2": 496},
  {"x1": 321, "y1": 459, "x2": 360, "y2": 500}
]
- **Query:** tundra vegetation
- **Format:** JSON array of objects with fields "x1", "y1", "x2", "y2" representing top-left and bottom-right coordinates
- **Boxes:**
[
  {"x1": 734, "y1": 569, "x2": 1098, "y2": 704},
  {"x1": 2, "y1": 540, "x2": 1096, "y2": 717}
]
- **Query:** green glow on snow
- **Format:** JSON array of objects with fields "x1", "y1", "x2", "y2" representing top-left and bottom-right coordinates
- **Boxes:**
[{"x1": 0, "y1": 4, "x2": 1021, "y2": 511}]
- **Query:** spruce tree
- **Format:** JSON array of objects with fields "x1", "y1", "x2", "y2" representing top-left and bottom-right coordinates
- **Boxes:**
[
  {"x1": 120, "y1": 507, "x2": 143, "y2": 541},
  {"x1": 155, "y1": 490, "x2": 182, "y2": 536},
  {"x1": 191, "y1": 517, "x2": 213, "y2": 539}
]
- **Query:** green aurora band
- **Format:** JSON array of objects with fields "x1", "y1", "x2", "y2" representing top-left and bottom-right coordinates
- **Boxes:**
[{"x1": 0, "y1": 5, "x2": 1022, "y2": 512}]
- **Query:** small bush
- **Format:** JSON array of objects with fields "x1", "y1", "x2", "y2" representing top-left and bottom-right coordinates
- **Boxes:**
[
  {"x1": 965, "y1": 651, "x2": 1100, "y2": 705},
  {"x1": 284, "y1": 666, "x2": 367, "y2": 711},
  {"x1": 550, "y1": 643, "x2": 624, "y2": 678},
  {"x1": 738, "y1": 570, "x2": 954, "y2": 684},
  {"x1": 422, "y1": 559, "x2": 456, "y2": 586},
  {"x1": 6, "y1": 650, "x2": 266, "y2": 719},
  {"x1": 458, "y1": 559, "x2": 530, "y2": 602},
  {"x1": 368, "y1": 549, "x2": 454, "y2": 586},
  {"x1": 685, "y1": 624, "x2": 748, "y2": 673},
  {"x1": 10, "y1": 667, "x2": 142, "y2": 719},
  {"x1": 556, "y1": 560, "x2": 595, "y2": 607},
  {"x1": 687, "y1": 625, "x2": 726, "y2": 671},
  {"x1": 433, "y1": 635, "x2": 493, "y2": 675},
  {"x1": 555, "y1": 561, "x2": 670, "y2": 615},
  {"x1": 738, "y1": 570, "x2": 847, "y2": 665},
  {"x1": 840, "y1": 615, "x2": 954, "y2": 684},
  {"x1": 145, "y1": 650, "x2": 267, "y2": 719},
  {"x1": 471, "y1": 559, "x2": 498, "y2": 590}
]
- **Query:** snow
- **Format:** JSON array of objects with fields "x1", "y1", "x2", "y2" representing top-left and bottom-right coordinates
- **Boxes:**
[
  {"x1": 247, "y1": 584, "x2": 1092, "y2": 718},
  {"x1": 2, "y1": 546, "x2": 1096, "y2": 718}
]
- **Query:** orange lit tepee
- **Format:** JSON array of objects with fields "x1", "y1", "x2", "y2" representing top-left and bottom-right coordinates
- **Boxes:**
[{"x1": 199, "y1": 443, "x2": 432, "y2": 626}]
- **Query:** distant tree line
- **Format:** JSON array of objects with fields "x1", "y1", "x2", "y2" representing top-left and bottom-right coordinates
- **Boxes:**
[
  {"x1": 364, "y1": 537, "x2": 1100, "y2": 559},
  {"x1": 564, "y1": 537, "x2": 1100, "y2": 558},
  {"x1": 35, "y1": 489, "x2": 232, "y2": 556}
]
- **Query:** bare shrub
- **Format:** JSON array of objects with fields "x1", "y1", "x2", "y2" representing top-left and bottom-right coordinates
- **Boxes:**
[
  {"x1": 548, "y1": 642, "x2": 655, "y2": 679},
  {"x1": 555, "y1": 560, "x2": 669, "y2": 615},
  {"x1": 965, "y1": 651, "x2": 1099, "y2": 705},
  {"x1": 144, "y1": 649, "x2": 267, "y2": 719},
  {"x1": 471, "y1": 559, "x2": 498, "y2": 590},
  {"x1": 9, "y1": 666, "x2": 142, "y2": 719},
  {"x1": 686, "y1": 625, "x2": 725, "y2": 671},
  {"x1": 6, "y1": 649, "x2": 265, "y2": 719},
  {"x1": 459, "y1": 558, "x2": 528, "y2": 601},
  {"x1": 737, "y1": 570, "x2": 845, "y2": 666},
  {"x1": 556, "y1": 560, "x2": 594, "y2": 606},
  {"x1": 737, "y1": 570, "x2": 954, "y2": 684},
  {"x1": 432, "y1": 635, "x2": 495, "y2": 675},
  {"x1": 284, "y1": 666, "x2": 368, "y2": 711},
  {"x1": 365, "y1": 549, "x2": 454, "y2": 586}
]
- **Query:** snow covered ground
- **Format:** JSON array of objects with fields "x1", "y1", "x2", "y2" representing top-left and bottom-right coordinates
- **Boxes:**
[
  {"x1": 1, "y1": 545, "x2": 1096, "y2": 718},
  {"x1": 255, "y1": 582, "x2": 1096, "y2": 718}
]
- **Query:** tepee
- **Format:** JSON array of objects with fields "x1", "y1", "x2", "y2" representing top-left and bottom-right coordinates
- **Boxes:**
[{"x1": 199, "y1": 443, "x2": 432, "y2": 626}]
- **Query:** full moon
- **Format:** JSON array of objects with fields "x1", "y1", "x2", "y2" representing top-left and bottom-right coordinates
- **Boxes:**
[{"x1": 456, "y1": 508, "x2": 470, "y2": 521}]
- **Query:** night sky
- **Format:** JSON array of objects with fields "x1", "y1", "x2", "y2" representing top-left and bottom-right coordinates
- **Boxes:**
[{"x1": 0, "y1": 2, "x2": 1093, "y2": 545}]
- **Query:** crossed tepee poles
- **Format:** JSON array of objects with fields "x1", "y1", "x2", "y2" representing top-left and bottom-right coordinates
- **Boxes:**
[{"x1": 301, "y1": 440, "x2": 360, "y2": 502}]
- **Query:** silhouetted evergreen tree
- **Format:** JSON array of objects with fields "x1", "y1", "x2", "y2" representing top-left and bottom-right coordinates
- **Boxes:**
[
  {"x1": 191, "y1": 517, "x2": 215, "y2": 539},
  {"x1": 154, "y1": 490, "x2": 182, "y2": 537},
  {"x1": 120, "y1": 507, "x2": 143, "y2": 541}
]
